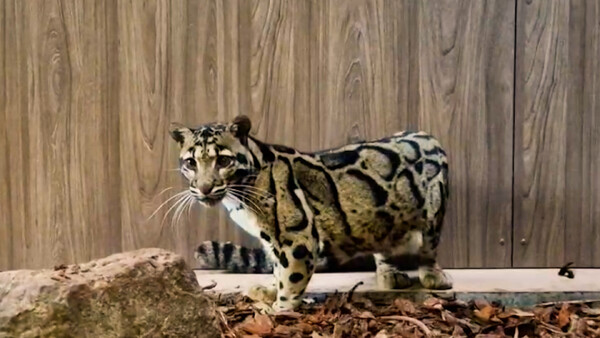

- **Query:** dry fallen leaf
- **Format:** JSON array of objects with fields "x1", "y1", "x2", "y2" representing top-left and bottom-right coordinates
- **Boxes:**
[
  {"x1": 497, "y1": 307, "x2": 535, "y2": 319},
  {"x1": 581, "y1": 306, "x2": 600, "y2": 316},
  {"x1": 393, "y1": 298, "x2": 418, "y2": 315},
  {"x1": 452, "y1": 324, "x2": 465, "y2": 336},
  {"x1": 423, "y1": 297, "x2": 445, "y2": 310},
  {"x1": 474, "y1": 305, "x2": 498, "y2": 323},
  {"x1": 354, "y1": 311, "x2": 376, "y2": 319},
  {"x1": 273, "y1": 324, "x2": 294, "y2": 336},
  {"x1": 374, "y1": 329, "x2": 389, "y2": 338},
  {"x1": 534, "y1": 306, "x2": 554, "y2": 323},
  {"x1": 274, "y1": 311, "x2": 303, "y2": 319},
  {"x1": 558, "y1": 303, "x2": 572, "y2": 328},
  {"x1": 295, "y1": 322, "x2": 315, "y2": 334},
  {"x1": 474, "y1": 298, "x2": 491, "y2": 309},
  {"x1": 239, "y1": 314, "x2": 273, "y2": 335}
]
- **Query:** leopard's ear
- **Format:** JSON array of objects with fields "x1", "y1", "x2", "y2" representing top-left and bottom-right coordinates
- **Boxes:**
[
  {"x1": 229, "y1": 115, "x2": 252, "y2": 141},
  {"x1": 169, "y1": 122, "x2": 193, "y2": 146}
]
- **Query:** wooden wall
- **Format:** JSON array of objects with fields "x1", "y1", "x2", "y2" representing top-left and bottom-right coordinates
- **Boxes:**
[
  {"x1": 513, "y1": 0, "x2": 600, "y2": 267},
  {"x1": 0, "y1": 0, "x2": 597, "y2": 270}
]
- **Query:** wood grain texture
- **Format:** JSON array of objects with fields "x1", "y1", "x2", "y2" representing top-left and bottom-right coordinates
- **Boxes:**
[
  {"x1": 0, "y1": 0, "x2": 11, "y2": 269},
  {"x1": 0, "y1": 0, "x2": 120, "y2": 269},
  {"x1": 247, "y1": 0, "x2": 313, "y2": 150},
  {"x1": 514, "y1": 0, "x2": 600, "y2": 267},
  {"x1": 7, "y1": 0, "x2": 591, "y2": 270}
]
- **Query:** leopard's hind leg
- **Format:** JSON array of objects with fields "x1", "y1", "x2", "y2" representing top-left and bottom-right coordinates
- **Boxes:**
[{"x1": 417, "y1": 181, "x2": 452, "y2": 290}]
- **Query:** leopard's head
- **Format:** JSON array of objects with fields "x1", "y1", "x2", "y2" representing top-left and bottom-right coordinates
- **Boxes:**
[{"x1": 169, "y1": 115, "x2": 256, "y2": 206}]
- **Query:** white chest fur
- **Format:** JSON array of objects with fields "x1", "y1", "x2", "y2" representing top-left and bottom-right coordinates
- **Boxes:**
[{"x1": 222, "y1": 197, "x2": 262, "y2": 238}]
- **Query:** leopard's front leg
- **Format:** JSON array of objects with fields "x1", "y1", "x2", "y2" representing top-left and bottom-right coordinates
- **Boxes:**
[
  {"x1": 260, "y1": 163, "x2": 317, "y2": 311},
  {"x1": 270, "y1": 238, "x2": 317, "y2": 311}
]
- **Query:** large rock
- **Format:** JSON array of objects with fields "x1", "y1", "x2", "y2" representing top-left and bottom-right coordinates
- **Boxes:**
[{"x1": 0, "y1": 248, "x2": 220, "y2": 337}]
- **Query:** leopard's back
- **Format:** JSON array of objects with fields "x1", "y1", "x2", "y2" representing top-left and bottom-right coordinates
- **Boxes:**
[{"x1": 289, "y1": 131, "x2": 448, "y2": 262}]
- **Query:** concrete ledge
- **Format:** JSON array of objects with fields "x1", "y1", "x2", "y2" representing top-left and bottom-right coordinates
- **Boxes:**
[{"x1": 195, "y1": 269, "x2": 600, "y2": 307}]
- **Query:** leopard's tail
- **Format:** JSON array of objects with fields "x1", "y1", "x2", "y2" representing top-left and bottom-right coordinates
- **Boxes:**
[{"x1": 194, "y1": 241, "x2": 273, "y2": 273}]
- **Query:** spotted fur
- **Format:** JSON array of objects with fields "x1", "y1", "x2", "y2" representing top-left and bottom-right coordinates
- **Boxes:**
[{"x1": 170, "y1": 116, "x2": 452, "y2": 311}]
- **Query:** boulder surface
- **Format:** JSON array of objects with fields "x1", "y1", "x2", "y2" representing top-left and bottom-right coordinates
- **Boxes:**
[{"x1": 0, "y1": 248, "x2": 220, "y2": 337}]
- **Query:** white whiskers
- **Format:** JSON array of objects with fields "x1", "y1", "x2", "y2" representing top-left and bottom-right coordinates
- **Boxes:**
[
  {"x1": 146, "y1": 190, "x2": 189, "y2": 221},
  {"x1": 227, "y1": 188, "x2": 267, "y2": 216},
  {"x1": 171, "y1": 194, "x2": 194, "y2": 228},
  {"x1": 227, "y1": 184, "x2": 274, "y2": 198},
  {"x1": 226, "y1": 191, "x2": 263, "y2": 216},
  {"x1": 147, "y1": 181, "x2": 271, "y2": 230},
  {"x1": 146, "y1": 187, "x2": 197, "y2": 231},
  {"x1": 160, "y1": 191, "x2": 191, "y2": 226}
]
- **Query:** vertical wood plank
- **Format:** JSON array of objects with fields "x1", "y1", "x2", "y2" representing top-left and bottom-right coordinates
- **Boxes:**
[
  {"x1": 514, "y1": 0, "x2": 600, "y2": 267},
  {"x1": 117, "y1": 0, "x2": 175, "y2": 253},
  {"x1": 0, "y1": 0, "x2": 120, "y2": 269},
  {"x1": 1, "y1": 0, "x2": 31, "y2": 270},
  {"x1": 245, "y1": 0, "x2": 312, "y2": 149},
  {"x1": 313, "y1": 0, "x2": 407, "y2": 148},
  {"x1": 8, "y1": 0, "x2": 65, "y2": 267},
  {"x1": 567, "y1": 0, "x2": 600, "y2": 267},
  {"x1": 60, "y1": 0, "x2": 121, "y2": 263},
  {"x1": 0, "y1": 0, "x2": 11, "y2": 269},
  {"x1": 29, "y1": 0, "x2": 75, "y2": 267},
  {"x1": 514, "y1": 0, "x2": 567, "y2": 267}
]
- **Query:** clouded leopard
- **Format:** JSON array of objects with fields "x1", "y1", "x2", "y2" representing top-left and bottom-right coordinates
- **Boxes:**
[{"x1": 169, "y1": 115, "x2": 452, "y2": 311}]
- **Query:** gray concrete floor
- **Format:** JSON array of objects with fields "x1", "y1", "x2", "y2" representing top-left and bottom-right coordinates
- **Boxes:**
[{"x1": 196, "y1": 269, "x2": 600, "y2": 306}]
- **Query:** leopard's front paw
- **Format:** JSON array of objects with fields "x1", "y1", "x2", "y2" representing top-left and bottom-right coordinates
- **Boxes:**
[
  {"x1": 247, "y1": 284, "x2": 277, "y2": 304},
  {"x1": 272, "y1": 298, "x2": 302, "y2": 312},
  {"x1": 376, "y1": 268, "x2": 413, "y2": 289},
  {"x1": 253, "y1": 301, "x2": 276, "y2": 314}
]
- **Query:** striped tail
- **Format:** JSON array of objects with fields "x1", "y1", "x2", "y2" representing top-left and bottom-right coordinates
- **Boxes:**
[{"x1": 194, "y1": 241, "x2": 273, "y2": 273}]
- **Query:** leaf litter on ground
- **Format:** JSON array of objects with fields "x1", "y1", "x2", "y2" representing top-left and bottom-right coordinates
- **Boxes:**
[{"x1": 208, "y1": 283, "x2": 600, "y2": 337}]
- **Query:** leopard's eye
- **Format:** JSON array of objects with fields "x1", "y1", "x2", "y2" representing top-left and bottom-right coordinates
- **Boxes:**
[
  {"x1": 215, "y1": 156, "x2": 233, "y2": 168},
  {"x1": 183, "y1": 158, "x2": 196, "y2": 169}
]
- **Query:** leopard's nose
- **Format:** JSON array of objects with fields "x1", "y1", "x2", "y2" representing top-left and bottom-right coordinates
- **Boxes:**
[{"x1": 198, "y1": 184, "x2": 213, "y2": 195}]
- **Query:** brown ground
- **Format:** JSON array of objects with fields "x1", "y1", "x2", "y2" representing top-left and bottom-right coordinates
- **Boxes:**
[{"x1": 208, "y1": 283, "x2": 600, "y2": 337}]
